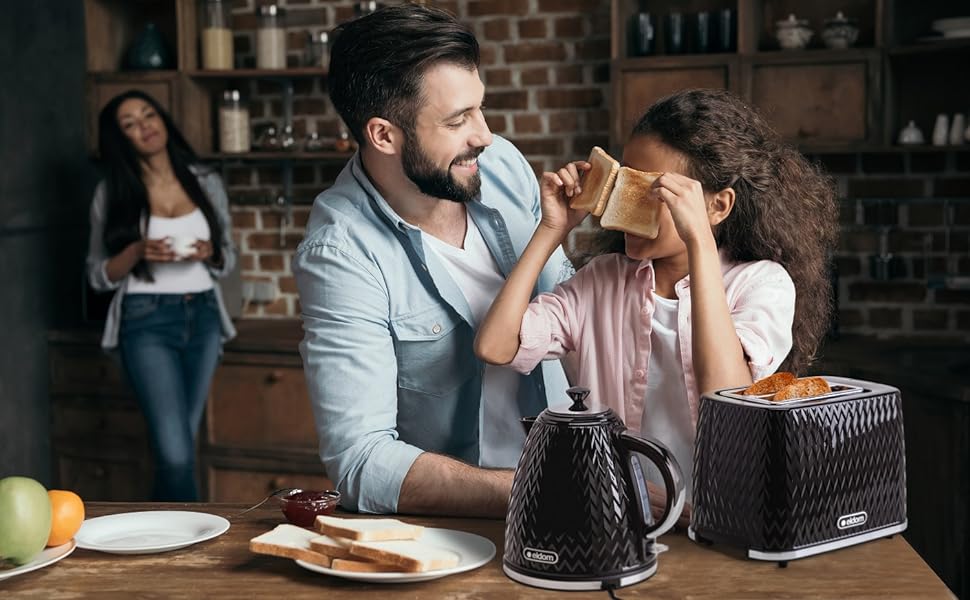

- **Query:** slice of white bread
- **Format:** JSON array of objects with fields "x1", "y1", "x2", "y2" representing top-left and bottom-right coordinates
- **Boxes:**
[
  {"x1": 309, "y1": 533, "x2": 354, "y2": 559},
  {"x1": 249, "y1": 524, "x2": 332, "y2": 568},
  {"x1": 331, "y1": 558, "x2": 404, "y2": 573},
  {"x1": 599, "y1": 167, "x2": 663, "y2": 239},
  {"x1": 569, "y1": 146, "x2": 619, "y2": 217},
  {"x1": 314, "y1": 515, "x2": 424, "y2": 542},
  {"x1": 349, "y1": 539, "x2": 461, "y2": 573}
]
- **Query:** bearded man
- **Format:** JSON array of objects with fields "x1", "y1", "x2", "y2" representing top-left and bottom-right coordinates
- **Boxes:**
[{"x1": 293, "y1": 4, "x2": 574, "y2": 517}]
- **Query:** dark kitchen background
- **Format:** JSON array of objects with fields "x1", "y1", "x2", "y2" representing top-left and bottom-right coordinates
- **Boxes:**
[{"x1": 0, "y1": 0, "x2": 967, "y2": 596}]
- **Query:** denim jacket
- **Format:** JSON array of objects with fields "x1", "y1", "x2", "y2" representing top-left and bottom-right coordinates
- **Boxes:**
[
  {"x1": 86, "y1": 166, "x2": 237, "y2": 350},
  {"x1": 293, "y1": 135, "x2": 573, "y2": 513}
]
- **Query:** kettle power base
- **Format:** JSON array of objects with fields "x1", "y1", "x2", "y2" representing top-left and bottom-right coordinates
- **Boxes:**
[
  {"x1": 687, "y1": 522, "x2": 907, "y2": 563},
  {"x1": 503, "y1": 561, "x2": 656, "y2": 592}
]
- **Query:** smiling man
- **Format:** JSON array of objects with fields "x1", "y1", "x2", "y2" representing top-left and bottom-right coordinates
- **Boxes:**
[{"x1": 293, "y1": 4, "x2": 573, "y2": 517}]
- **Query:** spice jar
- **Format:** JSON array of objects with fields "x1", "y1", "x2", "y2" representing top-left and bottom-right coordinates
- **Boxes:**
[
  {"x1": 334, "y1": 123, "x2": 353, "y2": 152},
  {"x1": 201, "y1": 0, "x2": 233, "y2": 69},
  {"x1": 219, "y1": 90, "x2": 250, "y2": 153},
  {"x1": 257, "y1": 5, "x2": 287, "y2": 69},
  {"x1": 304, "y1": 31, "x2": 329, "y2": 68}
]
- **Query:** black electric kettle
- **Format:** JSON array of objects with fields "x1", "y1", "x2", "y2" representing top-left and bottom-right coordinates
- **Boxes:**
[{"x1": 504, "y1": 386, "x2": 685, "y2": 592}]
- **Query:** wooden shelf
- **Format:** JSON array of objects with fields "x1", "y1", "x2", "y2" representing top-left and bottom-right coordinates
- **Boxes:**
[
  {"x1": 199, "y1": 151, "x2": 354, "y2": 162},
  {"x1": 87, "y1": 70, "x2": 179, "y2": 80},
  {"x1": 613, "y1": 53, "x2": 740, "y2": 70},
  {"x1": 188, "y1": 68, "x2": 328, "y2": 80},
  {"x1": 745, "y1": 47, "x2": 879, "y2": 64},
  {"x1": 888, "y1": 38, "x2": 970, "y2": 57}
]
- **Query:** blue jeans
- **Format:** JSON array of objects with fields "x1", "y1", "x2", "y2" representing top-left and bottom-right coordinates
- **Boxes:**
[{"x1": 119, "y1": 290, "x2": 222, "y2": 502}]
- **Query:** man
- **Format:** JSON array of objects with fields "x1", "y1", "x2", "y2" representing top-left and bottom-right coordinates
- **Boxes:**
[{"x1": 293, "y1": 4, "x2": 573, "y2": 517}]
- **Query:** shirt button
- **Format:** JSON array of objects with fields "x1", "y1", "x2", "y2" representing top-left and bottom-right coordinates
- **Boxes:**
[
  {"x1": 432, "y1": 324, "x2": 442, "y2": 334},
  {"x1": 634, "y1": 369, "x2": 646, "y2": 380}
]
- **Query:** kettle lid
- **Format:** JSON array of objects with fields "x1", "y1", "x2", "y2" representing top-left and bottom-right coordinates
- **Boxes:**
[{"x1": 545, "y1": 386, "x2": 611, "y2": 417}]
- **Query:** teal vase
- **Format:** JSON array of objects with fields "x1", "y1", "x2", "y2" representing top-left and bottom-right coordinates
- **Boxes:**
[{"x1": 124, "y1": 23, "x2": 174, "y2": 70}]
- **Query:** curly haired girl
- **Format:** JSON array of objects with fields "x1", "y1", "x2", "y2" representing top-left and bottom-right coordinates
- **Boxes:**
[{"x1": 475, "y1": 88, "x2": 839, "y2": 518}]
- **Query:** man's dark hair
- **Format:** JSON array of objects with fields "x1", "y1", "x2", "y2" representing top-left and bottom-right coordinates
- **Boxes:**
[{"x1": 327, "y1": 4, "x2": 480, "y2": 146}]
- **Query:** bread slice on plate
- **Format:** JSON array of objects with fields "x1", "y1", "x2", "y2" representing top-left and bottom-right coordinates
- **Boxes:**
[
  {"x1": 330, "y1": 558, "x2": 403, "y2": 573},
  {"x1": 314, "y1": 515, "x2": 423, "y2": 542},
  {"x1": 309, "y1": 533, "x2": 354, "y2": 559},
  {"x1": 349, "y1": 539, "x2": 461, "y2": 573},
  {"x1": 569, "y1": 146, "x2": 619, "y2": 217},
  {"x1": 742, "y1": 372, "x2": 797, "y2": 396},
  {"x1": 599, "y1": 167, "x2": 663, "y2": 239},
  {"x1": 249, "y1": 524, "x2": 332, "y2": 567},
  {"x1": 773, "y1": 377, "x2": 832, "y2": 401}
]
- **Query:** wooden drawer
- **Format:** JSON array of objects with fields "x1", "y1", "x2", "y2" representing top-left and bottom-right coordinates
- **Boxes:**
[
  {"x1": 49, "y1": 344, "x2": 128, "y2": 397},
  {"x1": 205, "y1": 457, "x2": 333, "y2": 503},
  {"x1": 54, "y1": 451, "x2": 151, "y2": 502},
  {"x1": 51, "y1": 395, "x2": 144, "y2": 440},
  {"x1": 207, "y1": 364, "x2": 317, "y2": 449}
]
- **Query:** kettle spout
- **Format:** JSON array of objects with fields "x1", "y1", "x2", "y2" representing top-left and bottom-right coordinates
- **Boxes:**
[{"x1": 521, "y1": 416, "x2": 537, "y2": 435}]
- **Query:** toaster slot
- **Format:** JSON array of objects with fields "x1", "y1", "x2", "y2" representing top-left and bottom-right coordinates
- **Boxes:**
[{"x1": 719, "y1": 381, "x2": 866, "y2": 405}]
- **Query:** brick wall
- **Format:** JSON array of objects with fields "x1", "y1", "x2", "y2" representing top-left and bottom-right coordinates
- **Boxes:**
[
  {"x1": 221, "y1": 1, "x2": 970, "y2": 342},
  {"x1": 224, "y1": 0, "x2": 611, "y2": 317},
  {"x1": 812, "y1": 150, "x2": 970, "y2": 340}
]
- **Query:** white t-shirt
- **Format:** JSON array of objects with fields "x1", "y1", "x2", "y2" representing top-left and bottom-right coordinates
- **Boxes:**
[
  {"x1": 639, "y1": 291, "x2": 695, "y2": 502},
  {"x1": 127, "y1": 209, "x2": 214, "y2": 294},
  {"x1": 421, "y1": 212, "x2": 523, "y2": 468}
]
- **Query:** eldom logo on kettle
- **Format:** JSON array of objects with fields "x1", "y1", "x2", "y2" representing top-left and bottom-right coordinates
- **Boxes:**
[
  {"x1": 837, "y1": 511, "x2": 868, "y2": 530},
  {"x1": 524, "y1": 547, "x2": 559, "y2": 565}
]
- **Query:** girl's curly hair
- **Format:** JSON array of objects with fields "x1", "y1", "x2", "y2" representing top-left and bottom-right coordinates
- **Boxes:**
[{"x1": 590, "y1": 89, "x2": 839, "y2": 374}]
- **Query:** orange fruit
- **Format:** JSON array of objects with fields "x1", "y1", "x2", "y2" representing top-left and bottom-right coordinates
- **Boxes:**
[{"x1": 46, "y1": 490, "x2": 85, "y2": 547}]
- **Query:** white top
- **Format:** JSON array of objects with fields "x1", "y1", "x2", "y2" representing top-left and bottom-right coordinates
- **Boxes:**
[
  {"x1": 640, "y1": 291, "x2": 695, "y2": 502},
  {"x1": 127, "y1": 209, "x2": 214, "y2": 294},
  {"x1": 421, "y1": 212, "x2": 523, "y2": 468}
]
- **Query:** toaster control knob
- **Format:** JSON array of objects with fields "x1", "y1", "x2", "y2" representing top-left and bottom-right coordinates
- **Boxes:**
[{"x1": 566, "y1": 386, "x2": 591, "y2": 412}]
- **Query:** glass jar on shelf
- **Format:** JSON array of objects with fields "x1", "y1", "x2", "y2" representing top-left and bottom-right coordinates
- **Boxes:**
[
  {"x1": 257, "y1": 5, "x2": 287, "y2": 69},
  {"x1": 218, "y1": 89, "x2": 250, "y2": 154},
  {"x1": 281, "y1": 124, "x2": 296, "y2": 151},
  {"x1": 334, "y1": 122, "x2": 355, "y2": 152},
  {"x1": 304, "y1": 31, "x2": 330, "y2": 68},
  {"x1": 201, "y1": 0, "x2": 233, "y2": 69},
  {"x1": 256, "y1": 124, "x2": 282, "y2": 151}
]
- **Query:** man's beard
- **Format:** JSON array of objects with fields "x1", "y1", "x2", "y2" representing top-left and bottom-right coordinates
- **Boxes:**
[{"x1": 401, "y1": 133, "x2": 484, "y2": 203}]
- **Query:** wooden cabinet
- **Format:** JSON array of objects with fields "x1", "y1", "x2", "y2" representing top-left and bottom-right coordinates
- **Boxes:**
[
  {"x1": 610, "y1": 0, "x2": 969, "y2": 150},
  {"x1": 48, "y1": 322, "x2": 331, "y2": 502}
]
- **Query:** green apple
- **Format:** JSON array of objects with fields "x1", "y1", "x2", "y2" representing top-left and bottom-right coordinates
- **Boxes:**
[{"x1": 0, "y1": 476, "x2": 52, "y2": 566}]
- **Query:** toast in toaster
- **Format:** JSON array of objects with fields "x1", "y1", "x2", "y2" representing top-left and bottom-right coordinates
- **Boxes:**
[
  {"x1": 742, "y1": 372, "x2": 797, "y2": 396},
  {"x1": 568, "y1": 146, "x2": 619, "y2": 217},
  {"x1": 772, "y1": 377, "x2": 832, "y2": 401}
]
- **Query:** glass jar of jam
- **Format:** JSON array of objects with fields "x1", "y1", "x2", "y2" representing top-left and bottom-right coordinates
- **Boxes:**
[{"x1": 278, "y1": 489, "x2": 340, "y2": 527}]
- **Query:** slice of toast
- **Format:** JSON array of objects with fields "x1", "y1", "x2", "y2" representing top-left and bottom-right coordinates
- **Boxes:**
[
  {"x1": 569, "y1": 146, "x2": 619, "y2": 217},
  {"x1": 309, "y1": 533, "x2": 354, "y2": 559},
  {"x1": 599, "y1": 167, "x2": 663, "y2": 239},
  {"x1": 772, "y1": 377, "x2": 832, "y2": 401},
  {"x1": 314, "y1": 515, "x2": 424, "y2": 542},
  {"x1": 742, "y1": 372, "x2": 797, "y2": 396},
  {"x1": 349, "y1": 539, "x2": 461, "y2": 573},
  {"x1": 249, "y1": 524, "x2": 333, "y2": 568},
  {"x1": 330, "y1": 558, "x2": 404, "y2": 573}
]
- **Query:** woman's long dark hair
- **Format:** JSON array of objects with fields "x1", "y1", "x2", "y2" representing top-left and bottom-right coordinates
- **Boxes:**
[
  {"x1": 98, "y1": 90, "x2": 223, "y2": 280},
  {"x1": 611, "y1": 89, "x2": 838, "y2": 374}
]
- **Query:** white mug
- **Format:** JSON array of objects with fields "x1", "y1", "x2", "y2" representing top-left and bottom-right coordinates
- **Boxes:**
[
  {"x1": 169, "y1": 236, "x2": 198, "y2": 259},
  {"x1": 949, "y1": 114, "x2": 966, "y2": 146},
  {"x1": 932, "y1": 114, "x2": 950, "y2": 146}
]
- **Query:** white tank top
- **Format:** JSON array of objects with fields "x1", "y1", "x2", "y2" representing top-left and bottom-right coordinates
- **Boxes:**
[{"x1": 126, "y1": 209, "x2": 214, "y2": 294}]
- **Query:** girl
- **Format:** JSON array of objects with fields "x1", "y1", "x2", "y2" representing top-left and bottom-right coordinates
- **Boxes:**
[
  {"x1": 475, "y1": 89, "x2": 838, "y2": 518},
  {"x1": 86, "y1": 90, "x2": 237, "y2": 501}
]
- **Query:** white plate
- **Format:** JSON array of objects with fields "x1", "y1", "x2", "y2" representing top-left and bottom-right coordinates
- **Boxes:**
[
  {"x1": 75, "y1": 510, "x2": 230, "y2": 554},
  {"x1": 0, "y1": 541, "x2": 76, "y2": 581},
  {"x1": 295, "y1": 527, "x2": 496, "y2": 583}
]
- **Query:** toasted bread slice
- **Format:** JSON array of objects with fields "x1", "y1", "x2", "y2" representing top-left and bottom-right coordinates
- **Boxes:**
[
  {"x1": 330, "y1": 558, "x2": 403, "y2": 573},
  {"x1": 569, "y1": 146, "x2": 619, "y2": 217},
  {"x1": 772, "y1": 377, "x2": 832, "y2": 401},
  {"x1": 742, "y1": 372, "x2": 797, "y2": 396},
  {"x1": 349, "y1": 539, "x2": 461, "y2": 573},
  {"x1": 249, "y1": 524, "x2": 333, "y2": 567},
  {"x1": 314, "y1": 515, "x2": 423, "y2": 542},
  {"x1": 599, "y1": 167, "x2": 663, "y2": 239},
  {"x1": 309, "y1": 533, "x2": 354, "y2": 559}
]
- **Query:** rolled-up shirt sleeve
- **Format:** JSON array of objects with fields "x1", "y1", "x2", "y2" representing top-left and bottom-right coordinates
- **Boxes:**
[
  {"x1": 294, "y1": 242, "x2": 423, "y2": 514},
  {"x1": 730, "y1": 262, "x2": 796, "y2": 381},
  {"x1": 201, "y1": 172, "x2": 237, "y2": 279},
  {"x1": 86, "y1": 183, "x2": 122, "y2": 292},
  {"x1": 508, "y1": 267, "x2": 588, "y2": 375}
]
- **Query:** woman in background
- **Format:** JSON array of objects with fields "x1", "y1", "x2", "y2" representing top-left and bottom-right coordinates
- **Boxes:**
[{"x1": 86, "y1": 90, "x2": 236, "y2": 501}]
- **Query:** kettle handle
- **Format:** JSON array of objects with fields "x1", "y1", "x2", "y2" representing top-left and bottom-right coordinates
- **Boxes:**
[{"x1": 619, "y1": 431, "x2": 686, "y2": 539}]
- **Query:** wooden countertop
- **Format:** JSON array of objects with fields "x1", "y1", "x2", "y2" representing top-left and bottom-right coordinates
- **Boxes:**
[{"x1": 1, "y1": 503, "x2": 955, "y2": 599}]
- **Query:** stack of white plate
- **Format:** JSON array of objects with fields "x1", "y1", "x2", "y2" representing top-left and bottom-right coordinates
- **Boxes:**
[{"x1": 932, "y1": 16, "x2": 970, "y2": 39}]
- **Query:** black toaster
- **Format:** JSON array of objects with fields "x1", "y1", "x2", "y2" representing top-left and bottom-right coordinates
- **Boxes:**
[{"x1": 688, "y1": 376, "x2": 907, "y2": 564}]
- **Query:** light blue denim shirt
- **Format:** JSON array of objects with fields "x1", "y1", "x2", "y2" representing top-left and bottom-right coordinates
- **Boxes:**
[{"x1": 293, "y1": 135, "x2": 573, "y2": 514}]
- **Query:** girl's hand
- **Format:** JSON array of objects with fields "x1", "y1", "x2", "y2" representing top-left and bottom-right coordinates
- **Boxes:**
[
  {"x1": 186, "y1": 240, "x2": 213, "y2": 262},
  {"x1": 142, "y1": 238, "x2": 177, "y2": 262},
  {"x1": 539, "y1": 160, "x2": 592, "y2": 235},
  {"x1": 652, "y1": 172, "x2": 716, "y2": 249}
]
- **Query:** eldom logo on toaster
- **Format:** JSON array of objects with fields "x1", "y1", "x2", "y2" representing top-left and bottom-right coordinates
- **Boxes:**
[
  {"x1": 837, "y1": 511, "x2": 868, "y2": 530},
  {"x1": 524, "y1": 547, "x2": 559, "y2": 564}
]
